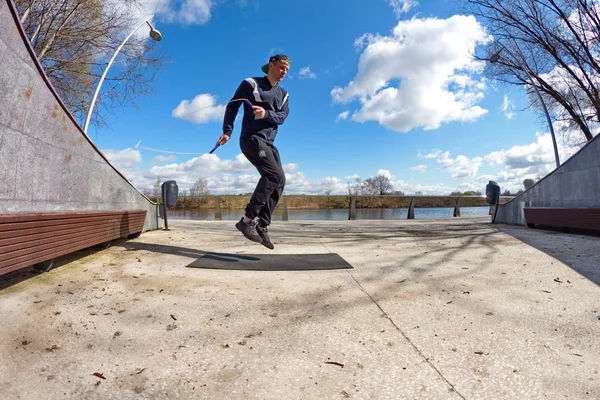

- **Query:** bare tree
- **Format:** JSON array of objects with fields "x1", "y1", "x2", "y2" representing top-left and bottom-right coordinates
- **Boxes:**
[
  {"x1": 523, "y1": 178, "x2": 535, "y2": 189},
  {"x1": 14, "y1": 0, "x2": 166, "y2": 129},
  {"x1": 467, "y1": 0, "x2": 600, "y2": 145},
  {"x1": 153, "y1": 176, "x2": 161, "y2": 197},
  {"x1": 347, "y1": 178, "x2": 361, "y2": 196},
  {"x1": 191, "y1": 178, "x2": 211, "y2": 197},
  {"x1": 363, "y1": 174, "x2": 394, "y2": 195}
]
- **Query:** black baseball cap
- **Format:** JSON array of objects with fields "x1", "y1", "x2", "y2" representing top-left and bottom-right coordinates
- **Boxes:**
[{"x1": 261, "y1": 54, "x2": 290, "y2": 74}]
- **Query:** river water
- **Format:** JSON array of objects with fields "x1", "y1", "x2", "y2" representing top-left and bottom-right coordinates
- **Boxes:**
[{"x1": 168, "y1": 206, "x2": 491, "y2": 221}]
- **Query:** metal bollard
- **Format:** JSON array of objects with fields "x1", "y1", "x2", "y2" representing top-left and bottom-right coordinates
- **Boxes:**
[
  {"x1": 282, "y1": 196, "x2": 289, "y2": 221},
  {"x1": 453, "y1": 197, "x2": 461, "y2": 217},
  {"x1": 407, "y1": 197, "x2": 415, "y2": 219},
  {"x1": 348, "y1": 196, "x2": 356, "y2": 220},
  {"x1": 214, "y1": 196, "x2": 222, "y2": 221}
]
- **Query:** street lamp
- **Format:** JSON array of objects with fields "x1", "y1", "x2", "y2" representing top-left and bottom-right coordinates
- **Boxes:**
[
  {"x1": 489, "y1": 44, "x2": 560, "y2": 169},
  {"x1": 83, "y1": 16, "x2": 162, "y2": 134}
]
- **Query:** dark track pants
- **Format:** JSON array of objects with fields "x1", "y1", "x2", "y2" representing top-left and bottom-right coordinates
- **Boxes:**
[{"x1": 240, "y1": 136, "x2": 286, "y2": 227}]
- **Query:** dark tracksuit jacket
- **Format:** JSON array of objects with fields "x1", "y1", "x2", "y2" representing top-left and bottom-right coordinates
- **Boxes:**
[{"x1": 223, "y1": 76, "x2": 290, "y2": 227}]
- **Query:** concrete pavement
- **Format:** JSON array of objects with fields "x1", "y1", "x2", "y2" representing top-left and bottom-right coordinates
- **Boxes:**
[{"x1": 1, "y1": 217, "x2": 599, "y2": 399}]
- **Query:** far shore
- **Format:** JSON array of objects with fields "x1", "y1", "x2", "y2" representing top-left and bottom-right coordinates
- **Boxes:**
[{"x1": 150, "y1": 195, "x2": 492, "y2": 210}]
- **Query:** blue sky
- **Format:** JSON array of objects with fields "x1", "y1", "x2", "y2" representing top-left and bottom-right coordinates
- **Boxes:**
[{"x1": 90, "y1": 0, "x2": 582, "y2": 195}]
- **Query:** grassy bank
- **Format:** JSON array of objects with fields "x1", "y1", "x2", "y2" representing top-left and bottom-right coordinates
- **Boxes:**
[{"x1": 149, "y1": 195, "x2": 489, "y2": 210}]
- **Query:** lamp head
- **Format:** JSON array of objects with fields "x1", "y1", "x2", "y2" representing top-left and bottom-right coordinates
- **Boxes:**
[{"x1": 146, "y1": 21, "x2": 162, "y2": 41}]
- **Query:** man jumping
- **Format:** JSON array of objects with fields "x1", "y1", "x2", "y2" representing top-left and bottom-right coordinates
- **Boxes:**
[{"x1": 216, "y1": 54, "x2": 290, "y2": 249}]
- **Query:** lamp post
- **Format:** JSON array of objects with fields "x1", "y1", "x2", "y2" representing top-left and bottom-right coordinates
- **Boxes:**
[
  {"x1": 83, "y1": 16, "x2": 162, "y2": 134},
  {"x1": 489, "y1": 44, "x2": 560, "y2": 169}
]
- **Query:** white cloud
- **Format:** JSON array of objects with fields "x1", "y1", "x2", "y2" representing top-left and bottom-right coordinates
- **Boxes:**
[
  {"x1": 116, "y1": 128, "x2": 586, "y2": 197},
  {"x1": 421, "y1": 150, "x2": 482, "y2": 179},
  {"x1": 284, "y1": 163, "x2": 299, "y2": 173},
  {"x1": 418, "y1": 149, "x2": 442, "y2": 159},
  {"x1": 284, "y1": 173, "x2": 349, "y2": 195},
  {"x1": 484, "y1": 133, "x2": 556, "y2": 169},
  {"x1": 103, "y1": 148, "x2": 142, "y2": 168},
  {"x1": 332, "y1": 15, "x2": 491, "y2": 132},
  {"x1": 501, "y1": 94, "x2": 516, "y2": 119},
  {"x1": 298, "y1": 66, "x2": 317, "y2": 79},
  {"x1": 138, "y1": 0, "x2": 214, "y2": 25},
  {"x1": 336, "y1": 111, "x2": 350, "y2": 122},
  {"x1": 172, "y1": 94, "x2": 226, "y2": 124},
  {"x1": 154, "y1": 155, "x2": 176, "y2": 163},
  {"x1": 438, "y1": 152, "x2": 483, "y2": 179},
  {"x1": 102, "y1": 148, "x2": 143, "y2": 185},
  {"x1": 388, "y1": 0, "x2": 419, "y2": 17},
  {"x1": 376, "y1": 169, "x2": 393, "y2": 179}
]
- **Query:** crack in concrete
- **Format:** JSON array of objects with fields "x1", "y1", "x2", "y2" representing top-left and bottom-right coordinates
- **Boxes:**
[{"x1": 311, "y1": 228, "x2": 467, "y2": 400}]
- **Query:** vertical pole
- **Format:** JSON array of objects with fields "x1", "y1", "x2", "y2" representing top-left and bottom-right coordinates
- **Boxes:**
[
  {"x1": 522, "y1": 68, "x2": 560, "y2": 169},
  {"x1": 214, "y1": 196, "x2": 222, "y2": 221},
  {"x1": 348, "y1": 196, "x2": 356, "y2": 220},
  {"x1": 162, "y1": 183, "x2": 169, "y2": 230},
  {"x1": 407, "y1": 197, "x2": 415, "y2": 219},
  {"x1": 282, "y1": 196, "x2": 289, "y2": 221},
  {"x1": 492, "y1": 190, "x2": 500, "y2": 224},
  {"x1": 453, "y1": 197, "x2": 461, "y2": 217}
]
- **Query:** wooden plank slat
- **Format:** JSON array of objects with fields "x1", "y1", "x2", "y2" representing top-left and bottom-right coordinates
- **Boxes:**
[
  {"x1": 0, "y1": 216, "x2": 144, "y2": 257},
  {"x1": 0, "y1": 212, "x2": 146, "y2": 233},
  {"x1": 524, "y1": 207, "x2": 600, "y2": 230},
  {"x1": 0, "y1": 230, "x2": 127, "y2": 274},
  {"x1": 0, "y1": 210, "x2": 147, "y2": 224},
  {"x1": 0, "y1": 210, "x2": 146, "y2": 275},
  {"x1": 0, "y1": 214, "x2": 146, "y2": 242}
]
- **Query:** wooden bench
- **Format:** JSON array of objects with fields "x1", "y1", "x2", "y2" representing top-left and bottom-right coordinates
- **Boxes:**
[
  {"x1": 523, "y1": 207, "x2": 600, "y2": 232},
  {"x1": 0, "y1": 210, "x2": 147, "y2": 276}
]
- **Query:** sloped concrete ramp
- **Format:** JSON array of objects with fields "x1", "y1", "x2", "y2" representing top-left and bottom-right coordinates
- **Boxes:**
[{"x1": 0, "y1": 0, "x2": 158, "y2": 229}]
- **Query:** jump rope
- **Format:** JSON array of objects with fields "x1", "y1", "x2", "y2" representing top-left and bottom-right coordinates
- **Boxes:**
[{"x1": 133, "y1": 98, "x2": 253, "y2": 155}]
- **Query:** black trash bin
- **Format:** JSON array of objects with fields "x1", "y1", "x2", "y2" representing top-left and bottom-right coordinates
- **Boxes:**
[
  {"x1": 162, "y1": 180, "x2": 179, "y2": 207},
  {"x1": 485, "y1": 180, "x2": 500, "y2": 223},
  {"x1": 161, "y1": 180, "x2": 178, "y2": 230},
  {"x1": 485, "y1": 180, "x2": 500, "y2": 205}
]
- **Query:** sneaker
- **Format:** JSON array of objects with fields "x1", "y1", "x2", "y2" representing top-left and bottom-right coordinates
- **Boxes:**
[
  {"x1": 235, "y1": 217, "x2": 262, "y2": 243},
  {"x1": 257, "y1": 225, "x2": 274, "y2": 250}
]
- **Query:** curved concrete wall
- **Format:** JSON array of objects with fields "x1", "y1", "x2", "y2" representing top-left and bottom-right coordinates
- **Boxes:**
[
  {"x1": 0, "y1": 0, "x2": 159, "y2": 230},
  {"x1": 496, "y1": 134, "x2": 600, "y2": 225}
]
